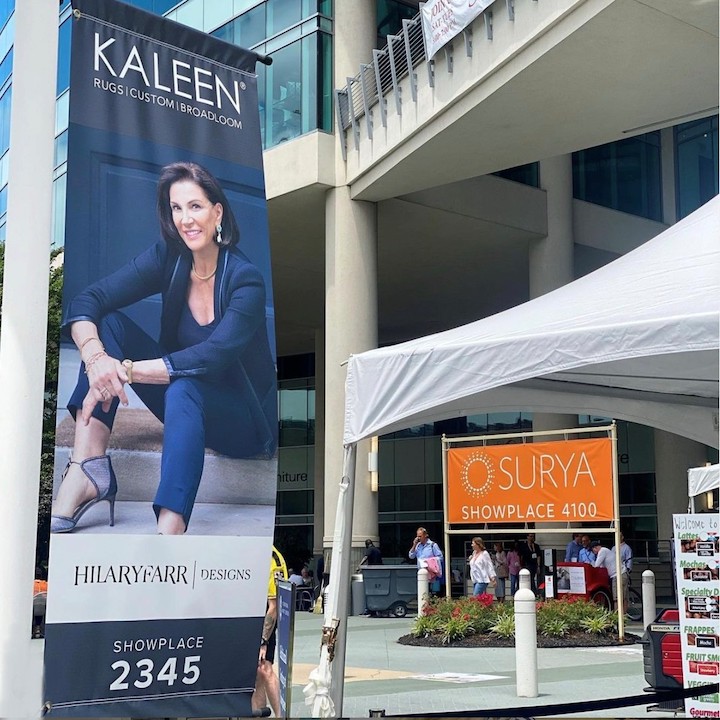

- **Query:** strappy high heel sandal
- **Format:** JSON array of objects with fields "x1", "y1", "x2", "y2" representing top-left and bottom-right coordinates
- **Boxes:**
[{"x1": 50, "y1": 455, "x2": 118, "y2": 533}]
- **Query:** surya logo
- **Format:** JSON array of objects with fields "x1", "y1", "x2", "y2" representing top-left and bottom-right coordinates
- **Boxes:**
[{"x1": 460, "y1": 450, "x2": 495, "y2": 499}]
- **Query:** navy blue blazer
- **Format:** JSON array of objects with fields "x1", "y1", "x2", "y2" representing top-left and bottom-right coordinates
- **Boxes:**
[{"x1": 63, "y1": 241, "x2": 278, "y2": 456}]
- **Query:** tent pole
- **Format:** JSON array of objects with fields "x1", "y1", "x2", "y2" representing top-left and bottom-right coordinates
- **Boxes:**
[
  {"x1": 611, "y1": 422, "x2": 624, "y2": 641},
  {"x1": 328, "y1": 443, "x2": 357, "y2": 715}
]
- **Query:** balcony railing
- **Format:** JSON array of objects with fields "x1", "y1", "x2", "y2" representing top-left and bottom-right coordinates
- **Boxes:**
[{"x1": 334, "y1": 0, "x2": 526, "y2": 159}]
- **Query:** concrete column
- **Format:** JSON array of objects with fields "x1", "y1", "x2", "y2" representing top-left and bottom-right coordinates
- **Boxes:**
[
  {"x1": 529, "y1": 158, "x2": 577, "y2": 553},
  {"x1": 0, "y1": 1, "x2": 58, "y2": 716},
  {"x1": 660, "y1": 127, "x2": 677, "y2": 226},
  {"x1": 323, "y1": 186, "x2": 378, "y2": 553},
  {"x1": 323, "y1": 0, "x2": 378, "y2": 555},
  {"x1": 313, "y1": 329, "x2": 325, "y2": 556},
  {"x1": 531, "y1": 155, "x2": 574, "y2": 298},
  {"x1": 333, "y1": 0, "x2": 377, "y2": 83},
  {"x1": 654, "y1": 430, "x2": 707, "y2": 542}
]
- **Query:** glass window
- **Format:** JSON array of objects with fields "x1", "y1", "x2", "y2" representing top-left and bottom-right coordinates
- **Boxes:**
[
  {"x1": 277, "y1": 489, "x2": 313, "y2": 515},
  {"x1": 377, "y1": 0, "x2": 418, "y2": 46},
  {"x1": 203, "y1": 0, "x2": 234, "y2": 32},
  {"x1": 301, "y1": 0, "x2": 332, "y2": 16},
  {"x1": 675, "y1": 116, "x2": 718, "y2": 219},
  {"x1": 237, "y1": 3, "x2": 266, "y2": 48},
  {"x1": 57, "y1": 18, "x2": 71, "y2": 94},
  {"x1": 55, "y1": 90, "x2": 69, "y2": 137},
  {"x1": 279, "y1": 387, "x2": 309, "y2": 446},
  {"x1": 175, "y1": 0, "x2": 203, "y2": 30},
  {"x1": 267, "y1": 0, "x2": 302, "y2": 36},
  {"x1": 319, "y1": 31, "x2": 332, "y2": 132},
  {"x1": 51, "y1": 173, "x2": 67, "y2": 248},
  {"x1": 0, "y1": 0, "x2": 12, "y2": 33},
  {"x1": 300, "y1": 34, "x2": 317, "y2": 134},
  {"x1": 54, "y1": 130, "x2": 68, "y2": 169},
  {"x1": 266, "y1": 40, "x2": 302, "y2": 146},
  {"x1": 0, "y1": 48, "x2": 11, "y2": 92},
  {"x1": 572, "y1": 133, "x2": 662, "y2": 221},
  {"x1": 493, "y1": 162, "x2": 539, "y2": 187},
  {"x1": 0, "y1": 85, "x2": 11, "y2": 154}
]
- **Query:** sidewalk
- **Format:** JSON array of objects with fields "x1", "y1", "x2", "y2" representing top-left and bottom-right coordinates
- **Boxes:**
[{"x1": 287, "y1": 613, "x2": 680, "y2": 719}]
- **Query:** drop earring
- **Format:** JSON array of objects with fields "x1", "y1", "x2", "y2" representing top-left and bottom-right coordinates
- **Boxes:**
[{"x1": 215, "y1": 223, "x2": 223, "y2": 245}]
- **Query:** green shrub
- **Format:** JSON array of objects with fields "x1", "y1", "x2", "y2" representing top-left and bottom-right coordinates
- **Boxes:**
[
  {"x1": 409, "y1": 594, "x2": 618, "y2": 644},
  {"x1": 539, "y1": 617, "x2": 569, "y2": 637},
  {"x1": 580, "y1": 610, "x2": 616, "y2": 634},
  {"x1": 490, "y1": 613, "x2": 515, "y2": 638}
]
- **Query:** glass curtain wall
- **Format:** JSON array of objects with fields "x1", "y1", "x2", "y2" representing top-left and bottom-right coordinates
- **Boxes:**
[
  {"x1": 573, "y1": 132, "x2": 662, "y2": 221},
  {"x1": 0, "y1": 1, "x2": 13, "y2": 241},
  {"x1": 212, "y1": 0, "x2": 333, "y2": 149},
  {"x1": 675, "y1": 115, "x2": 718, "y2": 219}
]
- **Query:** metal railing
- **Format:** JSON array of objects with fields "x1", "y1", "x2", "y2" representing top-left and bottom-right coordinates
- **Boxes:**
[{"x1": 334, "y1": 0, "x2": 528, "y2": 159}]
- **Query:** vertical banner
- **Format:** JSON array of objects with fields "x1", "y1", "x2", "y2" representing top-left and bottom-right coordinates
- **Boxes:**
[
  {"x1": 44, "y1": 1, "x2": 277, "y2": 716},
  {"x1": 673, "y1": 514, "x2": 720, "y2": 718},
  {"x1": 276, "y1": 581, "x2": 296, "y2": 719}
]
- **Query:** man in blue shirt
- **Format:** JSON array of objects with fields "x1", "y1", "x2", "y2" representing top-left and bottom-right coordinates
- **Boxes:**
[
  {"x1": 564, "y1": 533, "x2": 583, "y2": 562},
  {"x1": 613, "y1": 533, "x2": 633, "y2": 574},
  {"x1": 578, "y1": 534, "x2": 596, "y2": 564},
  {"x1": 409, "y1": 527, "x2": 444, "y2": 564}
]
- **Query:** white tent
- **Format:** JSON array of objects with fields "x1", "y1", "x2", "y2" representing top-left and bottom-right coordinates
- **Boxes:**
[
  {"x1": 345, "y1": 196, "x2": 720, "y2": 447},
  {"x1": 305, "y1": 197, "x2": 720, "y2": 716},
  {"x1": 688, "y1": 463, "x2": 720, "y2": 504}
]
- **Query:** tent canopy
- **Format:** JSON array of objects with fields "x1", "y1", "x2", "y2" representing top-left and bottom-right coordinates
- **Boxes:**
[
  {"x1": 688, "y1": 463, "x2": 720, "y2": 498},
  {"x1": 344, "y1": 197, "x2": 720, "y2": 447}
]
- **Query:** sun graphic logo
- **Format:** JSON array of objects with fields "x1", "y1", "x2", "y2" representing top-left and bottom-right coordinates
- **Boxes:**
[{"x1": 460, "y1": 450, "x2": 495, "y2": 499}]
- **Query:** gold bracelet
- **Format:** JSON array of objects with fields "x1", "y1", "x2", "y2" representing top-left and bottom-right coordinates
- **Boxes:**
[
  {"x1": 84, "y1": 350, "x2": 107, "y2": 374},
  {"x1": 122, "y1": 358, "x2": 134, "y2": 385},
  {"x1": 79, "y1": 336, "x2": 103, "y2": 353}
]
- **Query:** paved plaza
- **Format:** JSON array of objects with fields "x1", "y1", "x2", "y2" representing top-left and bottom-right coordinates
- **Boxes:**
[{"x1": 287, "y1": 612, "x2": 680, "y2": 719}]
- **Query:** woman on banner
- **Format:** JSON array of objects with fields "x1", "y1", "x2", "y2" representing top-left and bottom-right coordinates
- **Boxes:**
[{"x1": 50, "y1": 161, "x2": 277, "y2": 535}]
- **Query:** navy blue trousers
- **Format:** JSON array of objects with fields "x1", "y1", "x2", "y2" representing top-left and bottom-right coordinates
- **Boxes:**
[{"x1": 67, "y1": 312, "x2": 260, "y2": 527}]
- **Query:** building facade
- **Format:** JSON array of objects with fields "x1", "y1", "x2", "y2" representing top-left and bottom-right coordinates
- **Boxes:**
[{"x1": 1, "y1": 0, "x2": 717, "y2": 567}]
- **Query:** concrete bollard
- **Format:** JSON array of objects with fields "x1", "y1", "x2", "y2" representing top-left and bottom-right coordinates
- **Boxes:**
[
  {"x1": 417, "y1": 568, "x2": 429, "y2": 616},
  {"x1": 518, "y1": 567, "x2": 532, "y2": 592},
  {"x1": 642, "y1": 569, "x2": 656, "y2": 629},
  {"x1": 514, "y1": 569, "x2": 538, "y2": 698}
]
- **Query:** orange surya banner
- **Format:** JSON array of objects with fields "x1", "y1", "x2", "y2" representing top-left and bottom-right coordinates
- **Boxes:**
[{"x1": 447, "y1": 438, "x2": 614, "y2": 524}]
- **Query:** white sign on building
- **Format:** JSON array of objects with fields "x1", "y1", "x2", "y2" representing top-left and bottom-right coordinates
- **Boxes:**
[{"x1": 421, "y1": 0, "x2": 494, "y2": 60}]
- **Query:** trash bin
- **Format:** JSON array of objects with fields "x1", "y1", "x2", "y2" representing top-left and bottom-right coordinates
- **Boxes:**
[
  {"x1": 351, "y1": 573, "x2": 365, "y2": 615},
  {"x1": 361, "y1": 565, "x2": 418, "y2": 617}
]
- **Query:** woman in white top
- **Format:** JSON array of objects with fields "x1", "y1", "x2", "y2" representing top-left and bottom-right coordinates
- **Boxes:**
[{"x1": 468, "y1": 537, "x2": 496, "y2": 596}]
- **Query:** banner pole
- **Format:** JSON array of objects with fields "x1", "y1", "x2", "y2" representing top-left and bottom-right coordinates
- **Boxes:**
[
  {"x1": 442, "y1": 434, "x2": 451, "y2": 598},
  {"x1": 610, "y1": 422, "x2": 624, "y2": 640},
  {"x1": 0, "y1": 1, "x2": 58, "y2": 716}
]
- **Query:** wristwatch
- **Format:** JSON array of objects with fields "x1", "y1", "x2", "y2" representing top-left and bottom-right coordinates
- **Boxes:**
[{"x1": 260, "y1": 637, "x2": 268, "y2": 646}]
